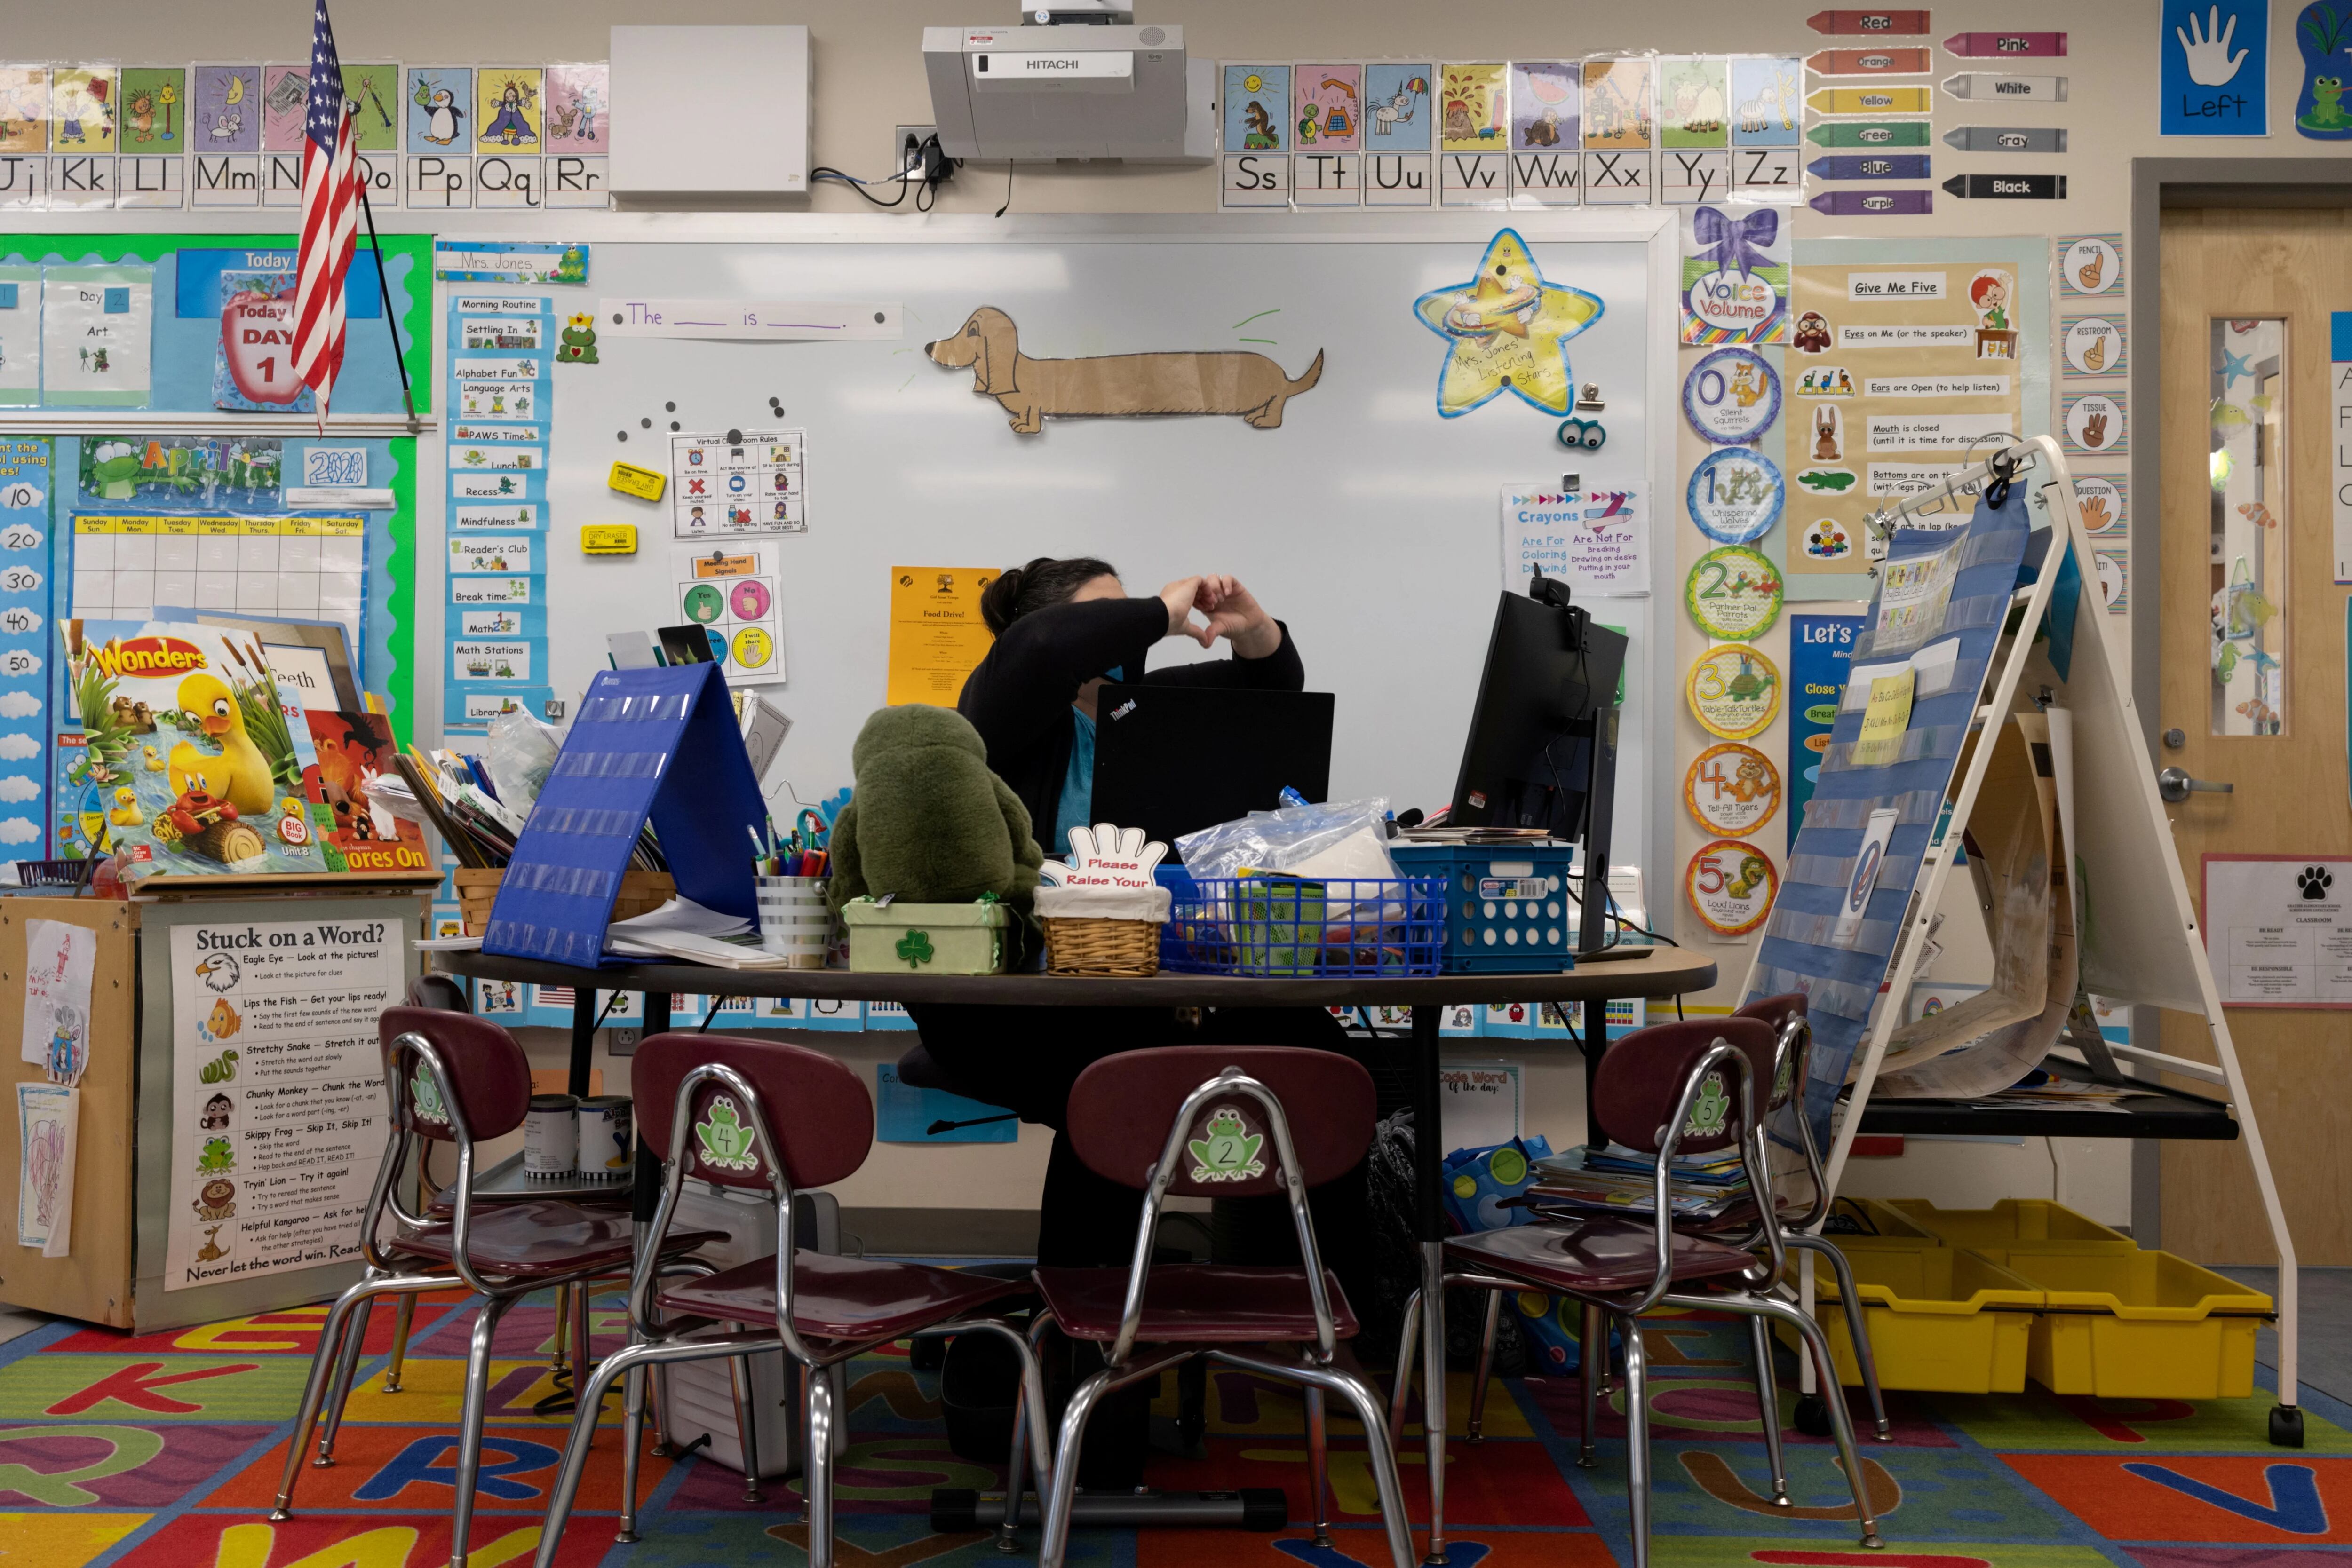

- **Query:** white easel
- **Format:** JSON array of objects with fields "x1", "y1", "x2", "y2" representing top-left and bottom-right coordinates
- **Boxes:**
[{"x1": 1747, "y1": 435, "x2": 2305, "y2": 1444}]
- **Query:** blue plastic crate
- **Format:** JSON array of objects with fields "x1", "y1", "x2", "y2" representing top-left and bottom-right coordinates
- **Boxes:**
[
  {"x1": 1391, "y1": 842, "x2": 1578, "y2": 974},
  {"x1": 1159, "y1": 872, "x2": 1445, "y2": 977}
]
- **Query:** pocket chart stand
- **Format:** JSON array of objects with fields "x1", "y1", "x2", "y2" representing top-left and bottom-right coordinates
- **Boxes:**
[
  {"x1": 481, "y1": 661, "x2": 765, "y2": 966},
  {"x1": 1738, "y1": 436, "x2": 2305, "y2": 1446}
]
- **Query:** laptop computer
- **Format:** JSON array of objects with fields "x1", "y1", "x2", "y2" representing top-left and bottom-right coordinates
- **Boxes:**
[{"x1": 1089, "y1": 684, "x2": 1335, "y2": 847}]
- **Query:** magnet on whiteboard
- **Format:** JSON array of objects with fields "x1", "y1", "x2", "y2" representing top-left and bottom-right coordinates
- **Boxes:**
[
  {"x1": 608, "y1": 461, "x2": 666, "y2": 501},
  {"x1": 582, "y1": 524, "x2": 639, "y2": 555}
]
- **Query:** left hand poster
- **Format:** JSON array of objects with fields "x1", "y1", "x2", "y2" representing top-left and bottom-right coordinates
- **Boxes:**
[
  {"x1": 40, "y1": 266, "x2": 153, "y2": 409},
  {"x1": 164, "y1": 917, "x2": 399, "y2": 1290}
]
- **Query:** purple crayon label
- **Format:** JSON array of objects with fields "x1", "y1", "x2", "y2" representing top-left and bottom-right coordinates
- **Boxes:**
[{"x1": 1810, "y1": 188, "x2": 1934, "y2": 215}]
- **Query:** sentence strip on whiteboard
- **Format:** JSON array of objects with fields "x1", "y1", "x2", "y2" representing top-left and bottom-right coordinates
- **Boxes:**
[{"x1": 598, "y1": 301, "x2": 904, "y2": 341}]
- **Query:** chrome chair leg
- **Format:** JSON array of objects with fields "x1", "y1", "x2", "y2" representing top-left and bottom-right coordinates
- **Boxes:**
[
  {"x1": 646, "y1": 1362, "x2": 672, "y2": 1456},
  {"x1": 725, "y1": 1337, "x2": 764, "y2": 1505},
  {"x1": 1577, "y1": 1302, "x2": 1601, "y2": 1468},
  {"x1": 993, "y1": 1312, "x2": 1058, "y2": 1554},
  {"x1": 313, "y1": 1290, "x2": 373, "y2": 1466},
  {"x1": 1620, "y1": 1315, "x2": 1651, "y2": 1568},
  {"x1": 1037, "y1": 1365, "x2": 1114, "y2": 1568},
  {"x1": 1387, "y1": 1286, "x2": 1421, "y2": 1449},
  {"x1": 804, "y1": 1352, "x2": 838, "y2": 1568},
  {"x1": 271, "y1": 1272, "x2": 420, "y2": 1519},
  {"x1": 570, "y1": 1279, "x2": 594, "y2": 1417},
  {"x1": 1466, "y1": 1288, "x2": 1502, "y2": 1445},
  {"x1": 1216, "y1": 1349, "x2": 1418, "y2": 1568},
  {"x1": 1747, "y1": 1315, "x2": 1790, "y2": 1506},
  {"x1": 1305, "y1": 1383, "x2": 1333, "y2": 1547},
  {"x1": 382, "y1": 1292, "x2": 417, "y2": 1394},
  {"x1": 1792, "y1": 1233, "x2": 1891, "y2": 1441},
  {"x1": 616, "y1": 1363, "x2": 646, "y2": 1543},
  {"x1": 450, "y1": 1293, "x2": 517, "y2": 1568}
]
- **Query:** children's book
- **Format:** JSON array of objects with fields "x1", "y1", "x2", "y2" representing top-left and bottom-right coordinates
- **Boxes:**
[
  {"x1": 59, "y1": 619, "x2": 327, "y2": 880},
  {"x1": 300, "y1": 708, "x2": 432, "y2": 873}
]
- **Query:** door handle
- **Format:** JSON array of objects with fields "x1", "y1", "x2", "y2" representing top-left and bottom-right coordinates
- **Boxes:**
[{"x1": 2157, "y1": 766, "x2": 2234, "y2": 804}]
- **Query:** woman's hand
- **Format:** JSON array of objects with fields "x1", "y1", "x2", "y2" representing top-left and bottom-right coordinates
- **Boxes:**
[
  {"x1": 1193, "y1": 574, "x2": 1281, "y2": 658},
  {"x1": 1159, "y1": 576, "x2": 1209, "y2": 643}
]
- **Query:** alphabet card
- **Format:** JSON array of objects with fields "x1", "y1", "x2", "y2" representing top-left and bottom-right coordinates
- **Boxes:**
[
  {"x1": 1219, "y1": 63, "x2": 1290, "y2": 208},
  {"x1": 475, "y1": 66, "x2": 542, "y2": 152},
  {"x1": 1510, "y1": 62, "x2": 1581, "y2": 205},
  {"x1": 405, "y1": 66, "x2": 472, "y2": 154},
  {"x1": 1362, "y1": 62, "x2": 1433, "y2": 207},
  {"x1": 1438, "y1": 62, "x2": 1508, "y2": 204},
  {"x1": 1582, "y1": 58, "x2": 1654, "y2": 205},
  {"x1": 1293, "y1": 63, "x2": 1362, "y2": 205},
  {"x1": 0, "y1": 67, "x2": 47, "y2": 157}
]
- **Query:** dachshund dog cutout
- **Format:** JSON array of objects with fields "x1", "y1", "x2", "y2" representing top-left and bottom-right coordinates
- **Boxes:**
[{"x1": 926, "y1": 306, "x2": 1324, "y2": 435}]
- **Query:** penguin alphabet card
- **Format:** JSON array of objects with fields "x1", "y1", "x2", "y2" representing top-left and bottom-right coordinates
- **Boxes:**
[
  {"x1": 58, "y1": 619, "x2": 329, "y2": 882},
  {"x1": 406, "y1": 66, "x2": 472, "y2": 155}
]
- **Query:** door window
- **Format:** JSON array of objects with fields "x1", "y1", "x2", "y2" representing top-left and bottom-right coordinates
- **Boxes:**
[{"x1": 2209, "y1": 317, "x2": 2287, "y2": 735}]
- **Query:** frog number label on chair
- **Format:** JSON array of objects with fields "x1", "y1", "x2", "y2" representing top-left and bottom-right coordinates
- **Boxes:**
[
  {"x1": 1685, "y1": 742, "x2": 1782, "y2": 835},
  {"x1": 1188, "y1": 1106, "x2": 1268, "y2": 1182},
  {"x1": 1685, "y1": 838, "x2": 1778, "y2": 937},
  {"x1": 1687, "y1": 643, "x2": 1783, "y2": 740},
  {"x1": 1685, "y1": 545, "x2": 1784, "y2": 640}
]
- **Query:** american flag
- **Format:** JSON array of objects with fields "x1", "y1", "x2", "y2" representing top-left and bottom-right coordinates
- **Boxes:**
[{"x1": 292, "y1": 0, "x2": 358, "y2": 433}]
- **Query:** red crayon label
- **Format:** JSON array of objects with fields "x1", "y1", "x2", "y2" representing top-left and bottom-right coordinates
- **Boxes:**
[
  {"x1": 1808, "y1": 47, "x2": 1933, "y2": 74},
  {"x1": 1944, "y1": 30, "x2": 2066, "y2": 56},
  {"x1": 1807, "y1": 8, "x2": 1932, "y2": 35}
]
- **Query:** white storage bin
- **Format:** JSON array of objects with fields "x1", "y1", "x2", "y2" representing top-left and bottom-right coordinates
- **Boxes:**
[{"x1": 658, "y1": 1180, "x2": 846, "y2": 1479}]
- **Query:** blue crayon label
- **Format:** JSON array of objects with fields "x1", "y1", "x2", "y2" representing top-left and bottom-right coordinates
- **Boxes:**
[{"x1": 1807, "y1": 153, "x2": 1931, "y2": 179}]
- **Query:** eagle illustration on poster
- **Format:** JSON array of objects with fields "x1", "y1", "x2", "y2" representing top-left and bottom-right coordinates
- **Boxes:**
[
  {"x1": 1413, "y1": 228, "x2": 1604, "y2": 418},
  {"x1": 925, "y1": 308, "x2": 1324, "y2": 435}
]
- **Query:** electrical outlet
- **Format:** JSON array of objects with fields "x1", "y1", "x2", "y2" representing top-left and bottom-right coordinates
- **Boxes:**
[
  {"x1": 892, "y1": 123, "x2": 938, "y2": 180},
  {"x1": 608, "y1": 1027, "x2": 639, "y2": 1056}
]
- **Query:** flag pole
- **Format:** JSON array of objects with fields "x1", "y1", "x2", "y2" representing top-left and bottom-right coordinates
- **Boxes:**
[{"x1": 352, "y1": 168, "x2": 419, "y2": 435}]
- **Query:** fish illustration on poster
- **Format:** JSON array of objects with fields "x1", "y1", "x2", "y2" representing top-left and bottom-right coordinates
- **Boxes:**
[
  {"x1": 406, "y1": 66, "x2": 471, "y2": 154},
  {"x1": 476, "y1": 67, "x2": 542, "y2": 152},
  {"x1": 1510, "y1": 61, "x2": 1579, "y2": 149},
  {"x1": 190, "y1": 64, "x2": 257, "y2": 153},
  {"x1": 1224, "y1": 65, "x2": 1290, "y2": 151},
  {"x1": 1682, "y1": 202, "x2": 1787, "y2": 345},
  {"x1": 1294, "y1": 65, "x2": 1361, "y2": 150},
  {"x1": 1413, "y1": 229, "x2": 1603, "y2": 418},
  {"x1": 545, "y1": 62, "x2": 607, "y2": 152}
]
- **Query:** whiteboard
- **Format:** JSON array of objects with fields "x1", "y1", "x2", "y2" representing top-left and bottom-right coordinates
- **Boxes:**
[{"x1": 429, "y1": 213, "x2": 1677, "y2": 897}]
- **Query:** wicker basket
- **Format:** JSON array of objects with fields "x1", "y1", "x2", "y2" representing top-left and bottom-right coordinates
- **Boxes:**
[
  {"x1": 453, "y1": 867, "x2": 677, "y2": 937},
  {"x1": 1041, "y1": 915, "x2": 1162, "y2": 977}
]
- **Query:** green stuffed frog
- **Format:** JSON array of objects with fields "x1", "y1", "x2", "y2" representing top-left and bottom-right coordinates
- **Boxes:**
[{"x1": 826, "y1": 705, "x2": 1044, "y2": 917}]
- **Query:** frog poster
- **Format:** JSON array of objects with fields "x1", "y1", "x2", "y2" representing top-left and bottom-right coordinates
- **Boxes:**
[{"x1": 59, "y1": 619, "x2": 329, "y2": 882}]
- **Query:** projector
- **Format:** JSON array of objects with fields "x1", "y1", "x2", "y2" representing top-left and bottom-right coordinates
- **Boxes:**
[{"x1": 922, "y1": 12, "x2": 1213, "y2": 162}]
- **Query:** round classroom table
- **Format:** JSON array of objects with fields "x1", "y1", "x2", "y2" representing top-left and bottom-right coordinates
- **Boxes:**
[{"x1": 433, "y1": 946, "x2": 1718, "y2": 1563}]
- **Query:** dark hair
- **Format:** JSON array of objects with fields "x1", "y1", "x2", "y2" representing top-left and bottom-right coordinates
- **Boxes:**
[{"x1": 979, "y1": 555, "x2": 1119, "y2": 635}]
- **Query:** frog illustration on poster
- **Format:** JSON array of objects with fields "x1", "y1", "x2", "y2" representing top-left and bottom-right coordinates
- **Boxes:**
[
  {"x1": 1682, "y1": 203, "x2": 1787, "y2": 345},
  {"x1": 2296, "y1": 3, "x2": 2352, "y2": 136}
]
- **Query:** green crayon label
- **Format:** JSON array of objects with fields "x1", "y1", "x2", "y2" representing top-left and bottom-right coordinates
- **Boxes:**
[{"x1": 1806, "y1": 119, "x2": 1931, "y2": 147}]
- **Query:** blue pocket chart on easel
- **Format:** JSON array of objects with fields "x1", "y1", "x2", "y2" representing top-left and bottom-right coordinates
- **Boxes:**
[
  {"x1": 482, "y1": 661, "x2": 765, "y2": 965},
  {"x1": 1746, "y1": 485, "x2": 2033, "y2": 1144}
]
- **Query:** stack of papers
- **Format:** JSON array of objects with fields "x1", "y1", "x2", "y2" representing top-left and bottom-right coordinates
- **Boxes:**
[
  {"x1": 1526, "y1": 1145, "x2": 1753, "y2": 1220},
  {"x1": 603, "y1": 897, "x2": 788, "y2": 969}
]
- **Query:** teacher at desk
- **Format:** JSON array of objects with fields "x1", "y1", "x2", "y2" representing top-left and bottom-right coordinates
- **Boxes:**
[{"x1": 907, "y1": 555, "x2": 1375, "y2": 1293}]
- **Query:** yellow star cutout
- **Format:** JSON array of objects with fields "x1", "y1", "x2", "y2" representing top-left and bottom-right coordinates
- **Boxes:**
[{"x1": 1413, "y1": 229, "x2": 1604, "y2": 418}]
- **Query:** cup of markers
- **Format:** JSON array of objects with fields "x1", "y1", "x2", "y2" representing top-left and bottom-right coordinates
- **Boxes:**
[{"x1": 753, "y1": 813, "x2": 833, "y2": 969}]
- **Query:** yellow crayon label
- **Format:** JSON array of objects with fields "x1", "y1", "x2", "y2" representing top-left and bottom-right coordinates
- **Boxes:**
[
  {"x1": 1807, "y1": 85, "x2": 1932, "y2": 115},
  {"x1": 607, "y1": 461, "x2": 666, "y2": 501}
]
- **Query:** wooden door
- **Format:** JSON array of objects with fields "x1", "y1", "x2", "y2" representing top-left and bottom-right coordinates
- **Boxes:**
[{"x1": 2159, "y1": 209, "x2": 2352, "y2": 1265}]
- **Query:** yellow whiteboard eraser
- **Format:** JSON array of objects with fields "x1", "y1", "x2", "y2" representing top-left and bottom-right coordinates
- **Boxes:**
[
  {"x1": 608, "y1": 461, "x2": 666, "y2": 501},
  {"x1": 582, "y1": 524, "x2": 638, "y2": 555}
]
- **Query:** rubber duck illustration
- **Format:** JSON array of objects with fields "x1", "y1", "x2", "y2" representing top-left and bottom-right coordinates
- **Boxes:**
[
  {"x1": 167, "y1": 673, "x2": 277, "y2": 816},
  {"x1": 142, "y1": 744, "x2": 165, "y2": 771},
  {"x1": 107, "y1": 787, "x2": 143, "y2": 828}
]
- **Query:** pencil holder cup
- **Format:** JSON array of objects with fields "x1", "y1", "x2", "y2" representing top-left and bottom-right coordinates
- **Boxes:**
[{"x1": 756, "y1": 876, "x2": 831, "y2": 968}]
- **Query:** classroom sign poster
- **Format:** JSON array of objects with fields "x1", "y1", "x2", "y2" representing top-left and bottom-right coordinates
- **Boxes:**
[
  {"x1": 0, "y1": 439, "x2": 48, "y2": 855},
  {"x1": 444, "y1": 293, "x2": 554, "y2": 727},
  {"x1": 1787, "y1": 611, "x2": 1863, "y2": 850},
  {"x1": 163, "y1": 918, "x2": 399, "y2": 1290}
]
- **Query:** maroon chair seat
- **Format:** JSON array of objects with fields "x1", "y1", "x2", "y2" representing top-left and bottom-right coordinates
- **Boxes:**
[
  {"x1": 1036, "y1": 1262, "x2": 1359, "y2": 1343},
  {"x1": 1445, "y1": 1215, "x2": 1756, "y2": 1295},
  {"x1": 426, "y1": 1184, "x2": 628, "y2": 1216},
  {"x1": 658, "y1": 1251, "x2": 1030, "y2": 1343},
  {"x1": 392, "y1": 1200, "x2": 721, "y2": 1279}
]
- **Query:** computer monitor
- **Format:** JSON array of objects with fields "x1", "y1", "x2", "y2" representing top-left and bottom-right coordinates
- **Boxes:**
[
  {"x1": 1090, "y1": 684, "x2": 1335, "y2": 847},
  {"x1": 1447, "y1": 587, "x2": 1627, "y2": 837}
]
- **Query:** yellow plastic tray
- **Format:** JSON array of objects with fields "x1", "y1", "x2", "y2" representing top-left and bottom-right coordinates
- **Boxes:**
[
  {"x1": 1973, "y1": 1245, "x2": 2273, "y2": 1399},
  {"x1": 1778, "y1": 1242, "x2": 2042, "y2": 1394},
  {"x1": 1887, "y1": 1197, "x2": 2137, "y2": 1252},
  {"x1": 1820, "y1": 1196, "x2": 1945, "y2": 1249}
]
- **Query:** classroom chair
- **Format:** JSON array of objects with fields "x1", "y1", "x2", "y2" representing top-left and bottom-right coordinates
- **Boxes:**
[
  {"x1": 1389, "y1": 1020, "x2": 1882, "y2": 1568},
  {"x1": 1023, "y1": 1046, "x2": 1417, "y2": 1568},
  {"x1": 268, "y1": 1008, "x2": 723, "y2": 1568},
  {"x1": 531, "y1": 1032, "x2": 1053, "y2": 1568}
]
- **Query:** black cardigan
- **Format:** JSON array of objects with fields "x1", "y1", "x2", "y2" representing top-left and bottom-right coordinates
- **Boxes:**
[{"x1": 956, "y1": 597, "x2": 1304, "y2": 844}]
